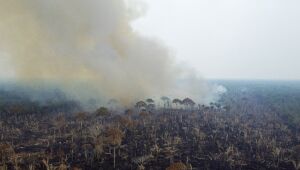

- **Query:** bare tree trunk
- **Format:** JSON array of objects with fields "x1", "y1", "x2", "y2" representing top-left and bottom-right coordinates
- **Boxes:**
[{"x1": 113, "y1": 146, "x2": 116, "y2": 168}]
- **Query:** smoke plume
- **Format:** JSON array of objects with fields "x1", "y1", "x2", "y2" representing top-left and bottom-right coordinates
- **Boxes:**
[{"x1": 0, "y1": 0, "x2": 223, "y2": 105}]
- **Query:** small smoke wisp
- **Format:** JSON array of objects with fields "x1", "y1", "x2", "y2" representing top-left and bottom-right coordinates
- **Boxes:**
[{"x1": 0, "y1": 0, "x2": 224, "y2": 106}]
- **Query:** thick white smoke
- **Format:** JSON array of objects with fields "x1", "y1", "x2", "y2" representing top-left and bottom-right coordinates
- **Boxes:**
[{"x1": 0, "y1": 0, "x2": 224, "y2": 106}]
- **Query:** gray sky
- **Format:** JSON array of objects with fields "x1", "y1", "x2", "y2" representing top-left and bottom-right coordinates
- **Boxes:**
[
  {"x1": 0, "y1": 0, "x2": 299, "y2": 80},
  {"x1": 132, "y1": 0, "x2": 300, "y2": 80}
]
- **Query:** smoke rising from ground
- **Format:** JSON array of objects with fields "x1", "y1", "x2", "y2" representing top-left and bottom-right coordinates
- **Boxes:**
[{"x1": 0, "y1": 0, "x2": 223, "y2": 106}]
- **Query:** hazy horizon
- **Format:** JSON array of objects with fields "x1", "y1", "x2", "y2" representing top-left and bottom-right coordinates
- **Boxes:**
[{"x1": 133, "y1": 0, "x2": 300, "y2": 80}]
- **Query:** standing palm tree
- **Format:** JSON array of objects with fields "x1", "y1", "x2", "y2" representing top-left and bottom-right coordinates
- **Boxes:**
[
  {"x1": 146, "y1": 98, "x2": 154, "y2": 104},
  {"x1": 161, "y1": 96, "x2": 171, "y2": 108},
  {"x1": 135, "y1": 101, "x2": 147, "y2": 111},
  {"x1": 172, "y1": 99, "x2": 182, "y2": 109},
  {"x1": 94, "y1": 136, "x2": 104, "y2": 160},
  {"x1": 182, "y1": 98, "x2": 196, "y2": 110},
  {"x1": 106, "y1": 127, "x2": 124, "y2": 168},
  {"x1": 146, "y1": 98, "x2": 155, "y2": 111},
  {"x1": 95, "y1": 107, "x2": 110, "y2": 124}
]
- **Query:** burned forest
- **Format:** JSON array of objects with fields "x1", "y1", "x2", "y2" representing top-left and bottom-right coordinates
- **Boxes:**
[
  {"x1": 0, "y1": 0, "x2": 300, "y2": 169},
  {"x1": 0, "y1": 81, "x2": 299, "y2": 170}
]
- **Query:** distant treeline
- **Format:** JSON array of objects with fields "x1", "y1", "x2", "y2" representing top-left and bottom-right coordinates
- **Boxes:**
[
  {"x1": 0, "y1": 89, "x2": 81, "y2": 115},
  {"x1": 219, "y1": 80, "x2": 300, "y2": 127}
]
